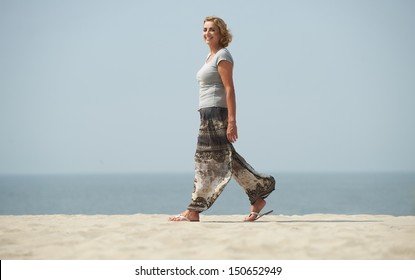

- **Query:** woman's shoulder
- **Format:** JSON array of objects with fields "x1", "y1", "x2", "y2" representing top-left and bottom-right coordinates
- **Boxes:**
[
  {"x1": 216, "y1": 48, "x2": 233, "y2": 63},
  {"x1": 219, "y1": 48, "x2": 232, "y2": 56}
]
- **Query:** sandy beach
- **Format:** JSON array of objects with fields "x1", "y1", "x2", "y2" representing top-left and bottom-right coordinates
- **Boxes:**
[{"x1": 0, "y1": 214, "x2": 414, "y2": 260}]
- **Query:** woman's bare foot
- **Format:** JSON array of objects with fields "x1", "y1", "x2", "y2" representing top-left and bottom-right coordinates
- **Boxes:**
[
  {"x1": 169, "y1": 210, "x2": 200, "y2": 222},
  {"x1": 244, "y1": 197, "x2": 266, "y2": 221}
]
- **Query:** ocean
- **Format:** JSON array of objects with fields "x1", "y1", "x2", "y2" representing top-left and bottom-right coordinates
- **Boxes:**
[{"x1": 0, "y1": 172, "x2": 414, "y2": 216}]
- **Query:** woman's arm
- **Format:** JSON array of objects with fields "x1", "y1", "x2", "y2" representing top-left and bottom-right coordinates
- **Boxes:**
[{"x1": 218, "y1": 60, "x2": 238, "y2": 143}]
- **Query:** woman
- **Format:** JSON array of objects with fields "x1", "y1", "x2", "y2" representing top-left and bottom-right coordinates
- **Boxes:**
[{"x1": 169, "y1": 16, "x2": 275, "y2": 222}]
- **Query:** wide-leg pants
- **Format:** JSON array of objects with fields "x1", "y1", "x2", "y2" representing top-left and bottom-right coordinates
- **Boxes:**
[{"x1": 187, "y1": 107, "x2": 276, "y2": 212}]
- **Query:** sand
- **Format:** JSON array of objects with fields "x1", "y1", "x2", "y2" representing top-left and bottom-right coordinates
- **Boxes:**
[{"x1": 0, "y1": 214, "x2": 414, "y2": 260}]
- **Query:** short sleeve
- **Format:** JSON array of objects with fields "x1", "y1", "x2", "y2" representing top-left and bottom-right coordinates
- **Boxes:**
[{"x1": 215, "y1": 49, "x2": 234, "y2": 66}]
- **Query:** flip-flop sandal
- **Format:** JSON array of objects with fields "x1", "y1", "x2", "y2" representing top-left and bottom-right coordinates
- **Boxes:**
[
  {"x1": 170, "y1": 214, "x2": 199, "y2": 222},
  {"x1": 244, "y1": 210, "x2": 273, "y2": 222}
]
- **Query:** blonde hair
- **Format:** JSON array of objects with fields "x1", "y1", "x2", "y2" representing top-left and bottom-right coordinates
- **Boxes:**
[{"x1": 204, "y1": 16, "x2": 232, "y2": 47}]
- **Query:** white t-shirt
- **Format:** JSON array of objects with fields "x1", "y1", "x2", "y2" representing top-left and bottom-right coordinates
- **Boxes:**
[{"x1": 196, "y1": 48, "x2": 234, "y2": 109}]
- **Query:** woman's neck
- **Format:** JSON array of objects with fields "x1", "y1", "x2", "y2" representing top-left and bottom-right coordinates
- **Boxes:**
[{"x1": 208, "y1": 44, "x2": 223, "y2": 55}]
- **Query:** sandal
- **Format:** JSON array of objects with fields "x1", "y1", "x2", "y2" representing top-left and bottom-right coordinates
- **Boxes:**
[
  {"x1": 244, "y1": 210, "x2": 273, "y2": 222},
  {"x1": 169, "y1": 214, "x2": 200, "y2": 222}
]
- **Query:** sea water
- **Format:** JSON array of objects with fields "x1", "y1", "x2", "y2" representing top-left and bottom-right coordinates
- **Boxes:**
[{"x1": 0, "y1": 172, "x2": 414, "y2": 216}]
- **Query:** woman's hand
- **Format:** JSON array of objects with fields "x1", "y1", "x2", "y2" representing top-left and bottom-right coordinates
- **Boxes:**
[{"x1": 227, "y1": 121, "x2": 238, "y2": 143}]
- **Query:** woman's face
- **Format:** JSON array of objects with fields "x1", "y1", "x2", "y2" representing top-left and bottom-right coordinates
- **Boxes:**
[{"x1": 203, "y1": 21, "x2": 221, "y2": 47}]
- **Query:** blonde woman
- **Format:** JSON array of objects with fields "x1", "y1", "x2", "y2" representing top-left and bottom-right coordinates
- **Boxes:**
[{"x1": 170, "y1": 16, "x2": 275, "y2": 222}]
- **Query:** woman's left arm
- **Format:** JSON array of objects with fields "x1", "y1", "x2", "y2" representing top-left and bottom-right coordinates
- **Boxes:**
[{"x1": 218, "y1": 60, "x2": 238, "y2": 143}]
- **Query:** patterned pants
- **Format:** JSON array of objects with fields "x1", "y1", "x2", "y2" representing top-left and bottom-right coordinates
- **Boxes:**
[{"x1": 187, "y1": 107, "x2": 276, "y2": 212}]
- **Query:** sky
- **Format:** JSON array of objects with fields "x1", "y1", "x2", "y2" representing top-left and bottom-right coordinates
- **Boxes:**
[{"x1": 0, "y1": 0, "x2": 414, "y2": 174}]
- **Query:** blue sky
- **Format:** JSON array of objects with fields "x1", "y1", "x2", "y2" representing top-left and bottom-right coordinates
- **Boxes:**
[{"x1": 1, "y1": 0, "x2": 414, "y2": 174}]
